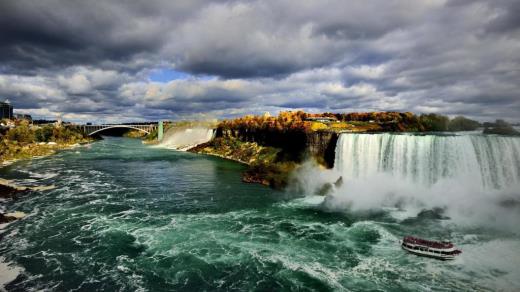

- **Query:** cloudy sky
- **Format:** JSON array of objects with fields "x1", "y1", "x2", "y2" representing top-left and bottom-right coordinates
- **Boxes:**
[{"x1": 1, "y1": 0, "x2": 519, "y2": 123}]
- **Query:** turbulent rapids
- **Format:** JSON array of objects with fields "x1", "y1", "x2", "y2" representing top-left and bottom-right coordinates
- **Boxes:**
[
  {"x1": 1, "y1": 136, "x2": 520, "y2": 291},
  {"x1": 334, "y1": 133, "x2": 520, "y2": 189}
]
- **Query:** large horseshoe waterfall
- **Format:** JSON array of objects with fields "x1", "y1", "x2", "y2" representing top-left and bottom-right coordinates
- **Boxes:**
[{"x1": 334, "y1": 133, "x2": 520, "y2": 190}]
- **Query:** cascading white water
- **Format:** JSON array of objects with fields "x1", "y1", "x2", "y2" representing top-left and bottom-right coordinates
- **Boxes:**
[
  {"x1": 159, "y1": 127, "x2": 215, "y2": 150},
  {"x1": 334, "y1": 133, "x2": 520, "y2": 190},
  {"x1": 319, "y1": 133, "x2": 520, "y2": 228}
]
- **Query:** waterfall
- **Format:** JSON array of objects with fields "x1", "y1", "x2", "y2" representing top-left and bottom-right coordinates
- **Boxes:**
[
  {"x1": 319, "y1": 132, "x2": 520, "y2": 227},
  {"x1": 159, "y1": 127, "x2": 215, "y2": 150},
  {"x1": 334, "y1": 133, "x2": 520, "y2": 190}
]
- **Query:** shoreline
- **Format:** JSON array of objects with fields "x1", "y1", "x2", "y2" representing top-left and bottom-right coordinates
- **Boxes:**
[
  {"x1": 188, "y1": 149, "x2": 250, "y2": 165},
  {"x1": 0, "y1": 141, "x2": 93, "y2": 169}
]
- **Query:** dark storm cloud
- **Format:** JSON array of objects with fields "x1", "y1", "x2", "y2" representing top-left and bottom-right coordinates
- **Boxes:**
[
  {"x1": 0, "y1": 1, "x2": 164, "y2": 73},
  {"x1": 0, "y1": 0, "x2": 519, "y2": 122}
]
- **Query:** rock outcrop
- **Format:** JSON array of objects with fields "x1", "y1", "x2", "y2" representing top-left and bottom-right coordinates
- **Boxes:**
[
  {"x1": 0, "y1": 179, "x2": 51, "y2": 225},
  {"x1": 216, "y1": 127, "x2": 339, "y2": 168}
]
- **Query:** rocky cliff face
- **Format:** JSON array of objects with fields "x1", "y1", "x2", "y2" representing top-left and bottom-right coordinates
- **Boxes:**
[
  {"x1": 216, "y1": 126, "x2": 338, "y2": 168},
  {"x1": 305, "y1": 131, "x2": 338, "y2": 168}
]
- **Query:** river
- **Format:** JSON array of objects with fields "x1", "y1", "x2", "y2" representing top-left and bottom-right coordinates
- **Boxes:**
[{"x1": 1, "y1": 136, "x2": 519, "y2": 291}]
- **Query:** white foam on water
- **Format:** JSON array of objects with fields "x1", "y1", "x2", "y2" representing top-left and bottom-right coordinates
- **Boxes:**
[
  {"x1": 263, "y1": 253, "x2": 345, "y2": 289},
  {"x1": 0, "y1": 257, "x2": 23, "y2": 291},
  {"x1": 16, "y1": 170, "x2": 58, "y2": 180},
  {"x1": 458, "y1": 239, "x2": 520, "y2": 290}
]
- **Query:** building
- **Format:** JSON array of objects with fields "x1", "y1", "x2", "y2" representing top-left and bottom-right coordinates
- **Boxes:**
[
  {"x1": 0, "y1": 101, "x2": 13, "y2": 120},
  {"x1": 304, "y1": 116, "x2": 338, "y2": 123},
  {"x1": 14, "y1": 113, "x2": 33, "y2": 121}
]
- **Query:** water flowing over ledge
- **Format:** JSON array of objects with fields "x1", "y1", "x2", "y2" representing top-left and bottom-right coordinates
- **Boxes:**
[
  {"x1": 158, "y1": 127, "x2": 215, "y2": 151},
  {"x1": 334, "y1": 133, "x2": 520, "y2": 190}
]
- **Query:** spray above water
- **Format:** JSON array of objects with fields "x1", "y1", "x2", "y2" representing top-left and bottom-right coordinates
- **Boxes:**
[{"x1": 159, "y1": 127, "x2": 215, "y2": 150}]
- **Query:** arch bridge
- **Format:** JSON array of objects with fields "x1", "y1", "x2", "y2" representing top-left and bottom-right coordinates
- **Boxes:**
[{"x1": 79, "y1": 124, "x2": 158, "y2": 136}]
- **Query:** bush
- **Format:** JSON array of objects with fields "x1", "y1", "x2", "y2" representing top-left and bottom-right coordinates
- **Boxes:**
[
  {"x1": 483, "y1": 119, "x2": 520, "y2": 135},
  {"x1": 34, "y1": 125, "x2": 55, "y2": 142},
  {"x1": 419, "y1": 113, "x2": 449, "y2": 131},
  {"x1": 5, "y1": 121, "x2": 35, "y2": 144}
]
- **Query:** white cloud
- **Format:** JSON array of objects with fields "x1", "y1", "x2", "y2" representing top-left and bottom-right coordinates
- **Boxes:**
[{"x1": 58, "y1": 73, "x2": 91, "y2": 94}]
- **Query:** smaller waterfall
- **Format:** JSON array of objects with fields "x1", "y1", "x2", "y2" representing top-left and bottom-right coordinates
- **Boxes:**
[{"x1": 159, "y1": 127, "x2": 215, "y2": 150}]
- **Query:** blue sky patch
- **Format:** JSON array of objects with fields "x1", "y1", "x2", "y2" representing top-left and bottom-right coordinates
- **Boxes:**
[{"x1": 149, "y1": 69, "x2": 191, "y2": 82}]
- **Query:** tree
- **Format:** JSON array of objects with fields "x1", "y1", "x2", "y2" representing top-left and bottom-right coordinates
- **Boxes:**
[
  {"x1": 448, "y1": 116, "x2": 480, "y2": 131},
  {"x1": 5, "y1": 120, "x2": 35, "y2": 144},
  {"x1": 419, "y1": 114, "x2": 449, "y2": 131},
  {"x1": 34, "y1": 125, "x2": 54, "y2": 142}
]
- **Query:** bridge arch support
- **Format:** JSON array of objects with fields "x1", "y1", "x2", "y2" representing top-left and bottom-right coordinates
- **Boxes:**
[{"x1": 82, "y1": 124, "x2": 157, "y2": 136}]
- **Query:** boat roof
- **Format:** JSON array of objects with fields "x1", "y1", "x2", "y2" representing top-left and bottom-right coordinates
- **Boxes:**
[{"x1": 403, "y1": 236, "x2": 454, "y2": 249}]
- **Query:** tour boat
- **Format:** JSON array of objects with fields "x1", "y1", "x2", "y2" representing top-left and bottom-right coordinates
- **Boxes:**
[{"x1": 401, "y1": 236, "x2": 462, "y2": 260}]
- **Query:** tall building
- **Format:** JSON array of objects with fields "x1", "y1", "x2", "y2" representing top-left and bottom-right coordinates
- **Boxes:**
[{"x1": 0, "y1": 101, "x2": 13, "y2": 120}]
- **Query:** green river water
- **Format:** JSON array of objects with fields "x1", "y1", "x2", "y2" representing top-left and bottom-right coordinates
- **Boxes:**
[{"x1": 0, "y1": 137, "x2": 519, "y2": 291}]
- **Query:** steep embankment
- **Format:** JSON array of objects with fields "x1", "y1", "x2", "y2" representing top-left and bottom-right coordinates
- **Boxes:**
[{"x1": 189, "y1": 136, "x2": 298, "y2": 188}]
